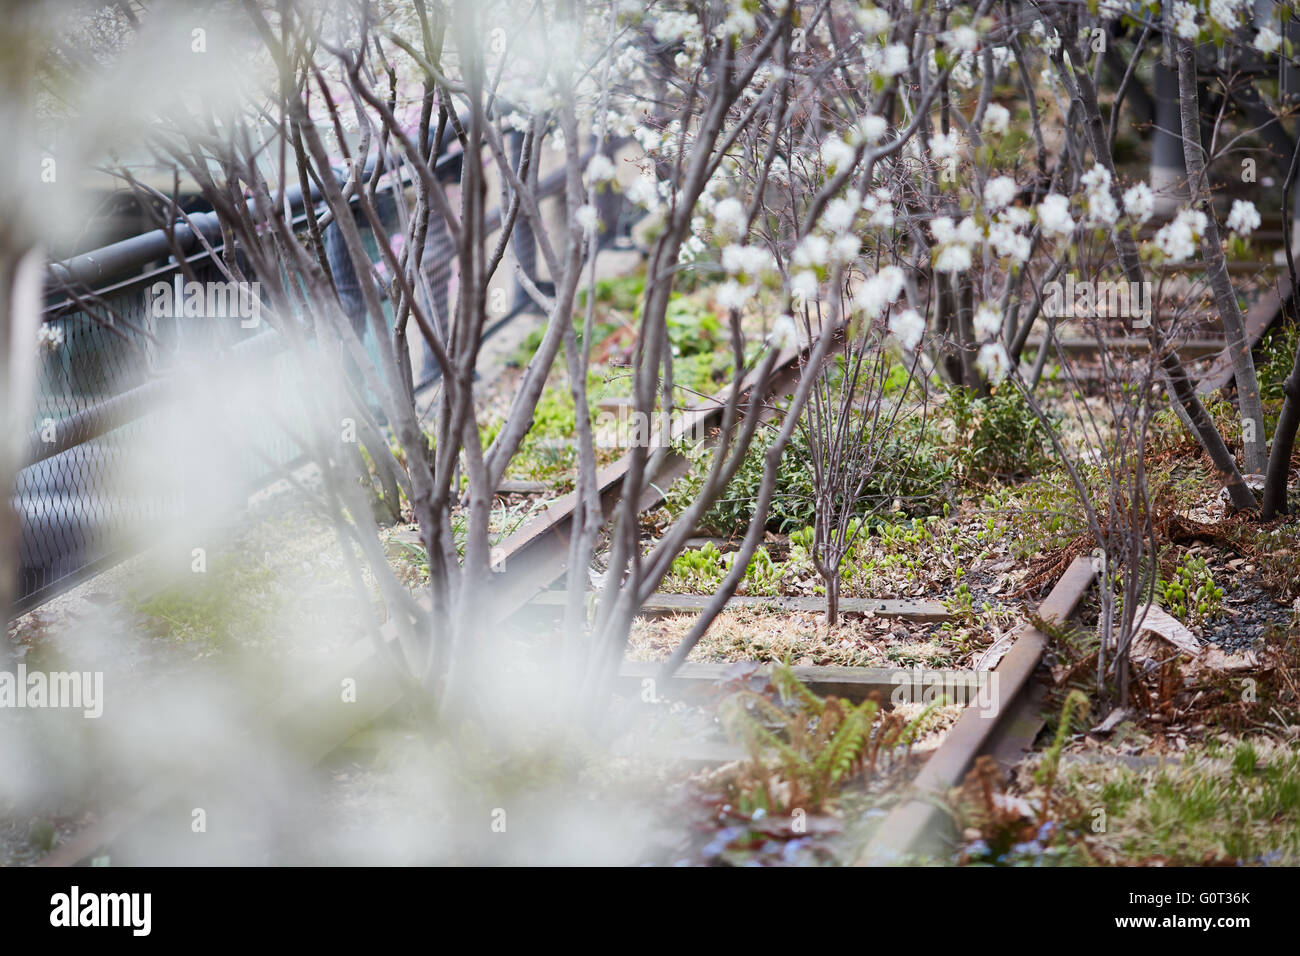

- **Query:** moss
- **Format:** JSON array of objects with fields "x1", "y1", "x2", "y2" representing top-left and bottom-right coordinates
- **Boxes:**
[{"x1": 131, "y1": 556, "x2": 279, "y2": 652}]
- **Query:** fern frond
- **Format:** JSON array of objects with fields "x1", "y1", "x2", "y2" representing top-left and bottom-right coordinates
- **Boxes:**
[
  {"x1": 771, "y1": 660, "x2": 825, "y2": 715},
  {"x1": 898, "y1": 699, "x2": 942, "y2": 747}
]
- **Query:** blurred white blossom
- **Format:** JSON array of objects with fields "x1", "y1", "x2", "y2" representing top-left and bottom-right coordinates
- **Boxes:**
[
  {"x1": 712, "y1": 197, "x2": 747, "y2": 239},
  {"x1": 768, "y1": 313, "x2": 799, "y2": 350},
  {"x1": 982, "y1": 103, "x2": 1010, "y2": 136},
  {"x1": 1226, "y1": 199, "x2": 1261, "y2": 236},
  {"x1": 984, "y1": 176, "x2": 1016, "y2": 211},
  {"x1": 1037, "y1": 194, "x2": 1075, "y2": 238},
  {"x1": 1155, "y1": 207, "x2": 1208, "y2": 263},
  {"x1": 1123, "y1": 182, "x2": 1155, "y2": 224},
  {"x1": 976, "y1": 342, "x2": 1011, "y2": 383},
  {"x1": 1256, "y1": 25, "x2": 1282, "y2": 54},
  {"x1": 586, "y1": 153, "x2": 616, "y2": 184},
  {"x1": 888, "y1": 308, "x2": 926, "y2": 350},
  {"x1": 974, "y1": 304, "x2": 1002, "y2": 339}
]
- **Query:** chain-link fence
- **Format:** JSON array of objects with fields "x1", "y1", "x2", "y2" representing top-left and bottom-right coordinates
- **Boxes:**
[{"x1": 18, "y1": 252, "x2": 303, "y2": 613}]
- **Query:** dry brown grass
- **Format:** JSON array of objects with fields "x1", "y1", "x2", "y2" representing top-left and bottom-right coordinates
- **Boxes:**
[{"x1": 625, "y1": 605, "x2": 969, "y2": 668}]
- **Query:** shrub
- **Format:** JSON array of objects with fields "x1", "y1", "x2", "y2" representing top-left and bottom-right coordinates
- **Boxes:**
[
  {"x1": 665, "y1": 294, "x2": 724, "y2": 358},
  {"x1": 1258, "y1": 322, "x2": 1299, "y2": 406},
  {"x1": 666, "y1": 426, "x2": 817, "y2": 536},
  {"x1": 946, "y1": 384, "x2": 1056, "y2": 483}
]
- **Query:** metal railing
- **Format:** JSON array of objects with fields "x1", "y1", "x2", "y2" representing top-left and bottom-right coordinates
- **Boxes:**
[{"x1": 13, "y1": 149, "x2": 582, "y2": 614}]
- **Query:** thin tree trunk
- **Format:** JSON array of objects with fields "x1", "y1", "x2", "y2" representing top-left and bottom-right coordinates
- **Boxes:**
[
  {"x1": 1056, "y1": 40, "x2": 1257, "y2": 509},
  {"x1": 1261, "y1": 351, "x2": 1300, "y2": 518},
  {"x1": 1175, "y1": 39, "x2": 1269, "y2": 477},
  {"x1": 825, "y1": 571, "x2": 839, "y2": 628}
]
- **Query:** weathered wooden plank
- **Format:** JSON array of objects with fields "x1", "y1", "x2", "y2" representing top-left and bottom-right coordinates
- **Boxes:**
[
  {"x1": 617, "y1": 659, "x2": 971, "y2": 704},
  {"x1": 525, "y1": 589, "x2": 952, "y2": 622},
  {"x1": 1025, "y1": 336, "x2": 1226, "y2": 359},
  {"x1": 1196, "y1": 276, "x2": 1291, "y2": 396},
  {"x1": 496, "y1": 479, "x2": 549, "y2": 494}
]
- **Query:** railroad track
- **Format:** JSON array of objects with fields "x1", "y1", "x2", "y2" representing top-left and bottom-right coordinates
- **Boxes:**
[
  {"x1": 1033, "y1": 206, "x2": 1296, "y2": 394},
  {"x1": 858, "y1": 556, "x2": 1095, "y2": 864},
  {"x1": 29, "y1": 310, "x2": 1093, "y2": 867},
  {"x1": 28, "y1": 206, "x2": 1295, "y2": 867}
]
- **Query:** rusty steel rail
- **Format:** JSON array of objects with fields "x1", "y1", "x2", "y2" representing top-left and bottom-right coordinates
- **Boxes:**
[{"x1": 857, "y1": 555, "x2": 1096, "y2": 865}]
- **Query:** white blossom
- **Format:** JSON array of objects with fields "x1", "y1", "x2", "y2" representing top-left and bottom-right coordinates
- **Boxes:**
[
  {"x1": 790, "y1": 271, "x2": 820, "y2": 302},
  {"x1": 1001, "y1": 207, "x2": 1032, "y2": 230},
  {"x1": 955, "y1": 217, "x2": 983, "y2": 246},
  {"x1": 932, "y1": 216, "x2": 980, "y2": 246},
  {"x1": 974, "y1": 304, "x2": 1002, "y2": 339},
  {"x1": 821, "y1": 136, "x2": 858, "y2": 172},
  {"x1": 721, "y1": 244, "x2": 776, "y2": 277},
  {"x1": 856, "y1": 114, "x2": 889, "y2": 144},
  {"x1": 653, "y1": 11, "x2": 697, "y2": 43},
  {"x1": 1172, "y1": 2, "x2": 1200, "y2": 40},
  {"x1": 1032, "y1": 21, "x2": 1060, "y2": 54},
  {"x1": 869, "y1": 43, "x2": 911, "y2": 77},
  {"x1": 626, "y1": 173, "x2": 661, "y2": 211},
  {"x1": 856, "y1": 266, "x2": 907, "y2": 319},
  {"x1": 586, "y1": 153, "x2": 616, "y2": 184},
  {"x1": 861, "y1": 187, "x2": 895, "y2": 228},
  {"x1": 677, "y1": 234, "x2": 706, "y2": 264},
  {"x1": 1123, "y1": 182, "x2": 1155, "y2": 224},
  {"x1": 1256, "y1": 25, "x2": 1282, "y2": 55},
  {"x1": 976, "y1": 342, "x2": 1011, "y2": 383},
  {"x1": 1081, "y1": 164, "x2": 1112, "y2": 196},
  {"x1": 889, "y1": 308, "x2": 926, "y2": 350},
  {"x1": 874, "y1": 265, "x2": 906, "y2": 302},
  {"x1": 575, "y1": 204, "x2": 598, "y2": 235},
  {"x1": 793, "y1": 233, "x2": 831, "y2": 270},
  {"x1": 930, "y1": 129, "x2": 960, "y2": 160},
  {"x1": 984, "y1": 176, "x2": 1017, "y2": 211},
  {"x1": 856, "y1": 6, "x2": 890, "y2": 36},
  {"x1": 989, "y1": 218, "x2": 1031, "y2": 263},
  {"x1": 1099, "y1": 0, "x2": 1129, "y2": 20},
  {"x1": 931, "y1": 215, "x2": 980, "y2": 274},
  {"x1": 1208, "y1": 0, "x2": 1245, "y2": 30},
  {"x1": 1226, "y1": 199, "x2": 1261, "y2": 236},
  {"x1": 713, "y1": 197, "x2": 747, "y2": 239},
  {"x1": 943, "y1": 26, "x2": 978, "y2": 53},
  {"x1": 935, "y1": 244, "x2": 972, "y2": 274},
  {"x1": 1037, "y1": 194, "x2": 1075, "y2": 237},
  {"x1": 716, "y1": 279, "x2": 755, "y2": 311},
  {"x1": 1155, "y1": 207, "x2": 1207, "y2": 263},
  {"x1": 768, "y1": 313, "x2": 799, "y2": 350},
  {"x1": 982, "y1": 103, "x2": 1010, "y2": 136},
  {"x1": 830, "y1": 233, "x2": 861, "y2": 265},
  {"x1": 950, "y1": 56, "x2": 976, "y2": 91},
  {"x1": 1087, "y1": 189, "x2": 1119, "y2": 227},
  {"x1": 823, "y1": 192, "x2": 861, "y2": 235},
  {"x1": 38, "y1": 324, "x2": 64, "y2": 351},
  {"x1": 716, "y1": 6, "x2": 757, "y2": 39}
]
